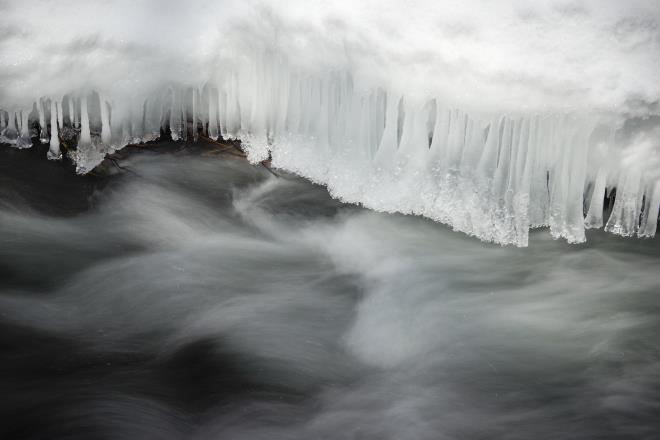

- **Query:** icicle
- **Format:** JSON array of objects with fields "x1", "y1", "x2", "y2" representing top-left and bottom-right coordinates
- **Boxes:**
[
  {"x1": 99, "y1": 95, "x2": 111, "y2": 145},
  {"x1": 374, "y1": 93, "x2": 401, "y2": 169},
  {"x1": 512, "y1": 118, "x2": 534, "y2": 246},
  {"x1": 121, "y1": 115, "x2": 131, "y2": 145},
  {"x1": 178, "y1": 94, "x2": 187, "y2": 142},
  {"x1": 225, "y1": 72, "x2": 240, "y2": 139},
  {"x1": 74, "y1": 97, "x2": 80, "y2": 128},
  {"x1": 3, "y1": 111, "x2": 18, "y2": 143},
  {"x1": 208, "y1": 86, "x2": 219, "y2": 140},
  {"x1": 564, "y1": 122, "x2": 589, "y2": 243},
  {"x1": 528, "y1": 116, "x2": 551, "y2": 227},
  {"x1": 315, "y1": 79, "x2": 331, "y2": 157},
  {"x1": 191, "y1": 87, "x2": 198, "y2": 141},
  {"x1": 605, "y1": 171, "x2": 642, "y2": 237},
  {"x1": 38, "y1": 99, "x2": 48, "y2": 143},
  {"x1": 169, "y1": 88, "x2": 181, "y2": 141},
  {"x1": 47, "y1": 99, "x2": 61, "y2": 160},
  {"x1": 217, "y1": 87, "x2": 227, "y2": 139},
  {"x1": 68, "y1": 97, "x2": 75, "y2": 127},
  {"x1": 547, "y1": 117, "x2": 588, "y2": 243},
  {"x1": 429, "y1": 107, "x2": 452, "y2": 173},
  {"x1": 584, "y1": 167, "x2": 607, "y2": 229},
  {"x1": 138, "y1": 99, "x2": 148, "y2": 141},
  {"x1": 639, "y1": 182, "x2": 660, "y2": 238},
  {"x1": 79, "y1": 95, "x2": 92, "y2": 147},
  {"x1": 17, "y1": 110, "x2": 32, "y2": 149},
  {"x1": 56, "y1": 100, "x2": 64, "y2": 131}
]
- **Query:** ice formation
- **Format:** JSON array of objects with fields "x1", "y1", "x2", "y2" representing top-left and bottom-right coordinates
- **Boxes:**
[{"x1": 1, "y1": 0, "x2": 659, "y2": 246}]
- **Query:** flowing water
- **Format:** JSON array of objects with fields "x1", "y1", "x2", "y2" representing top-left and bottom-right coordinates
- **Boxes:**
[{"x1": 1, "y1": 148, "x2": 659, "y2": 439}]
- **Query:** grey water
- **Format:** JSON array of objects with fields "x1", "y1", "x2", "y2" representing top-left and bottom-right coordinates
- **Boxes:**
[{"x1": 1, "y1": 148, "x2": 659, "y2": 439}]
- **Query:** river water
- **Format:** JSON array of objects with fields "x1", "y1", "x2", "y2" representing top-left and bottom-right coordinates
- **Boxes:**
[{"x1": 1, "y1": 148, "x2": 659, "y2": 439}]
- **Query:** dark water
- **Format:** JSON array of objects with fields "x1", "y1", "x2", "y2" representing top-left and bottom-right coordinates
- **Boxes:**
[{"x1": 1, "y1": 146, "x2": 659, "y2": 439}]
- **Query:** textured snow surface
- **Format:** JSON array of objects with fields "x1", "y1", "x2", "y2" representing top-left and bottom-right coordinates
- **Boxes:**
[{"x1": 1, "y1": 0, "x2": 659, "y2": 245}]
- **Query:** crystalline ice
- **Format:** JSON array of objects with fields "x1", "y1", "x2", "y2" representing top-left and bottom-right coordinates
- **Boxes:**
[{"x1": 47, "y1": 99, "x2": 62, "y2": 160}]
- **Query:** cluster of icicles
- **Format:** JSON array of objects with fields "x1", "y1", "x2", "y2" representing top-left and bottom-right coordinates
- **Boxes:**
[{"x1": 1, "y1": 70, "x2": 658, "y2": 247}]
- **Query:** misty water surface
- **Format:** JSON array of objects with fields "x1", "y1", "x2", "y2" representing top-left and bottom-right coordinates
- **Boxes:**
[{"x1": 0, "y1": 150, "x2": 659, "y2": 439}]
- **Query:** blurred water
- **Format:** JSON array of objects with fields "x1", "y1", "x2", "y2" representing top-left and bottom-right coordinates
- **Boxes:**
[{"x1": 0, "y1": 151, "x2": 659, "y2": 439}]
